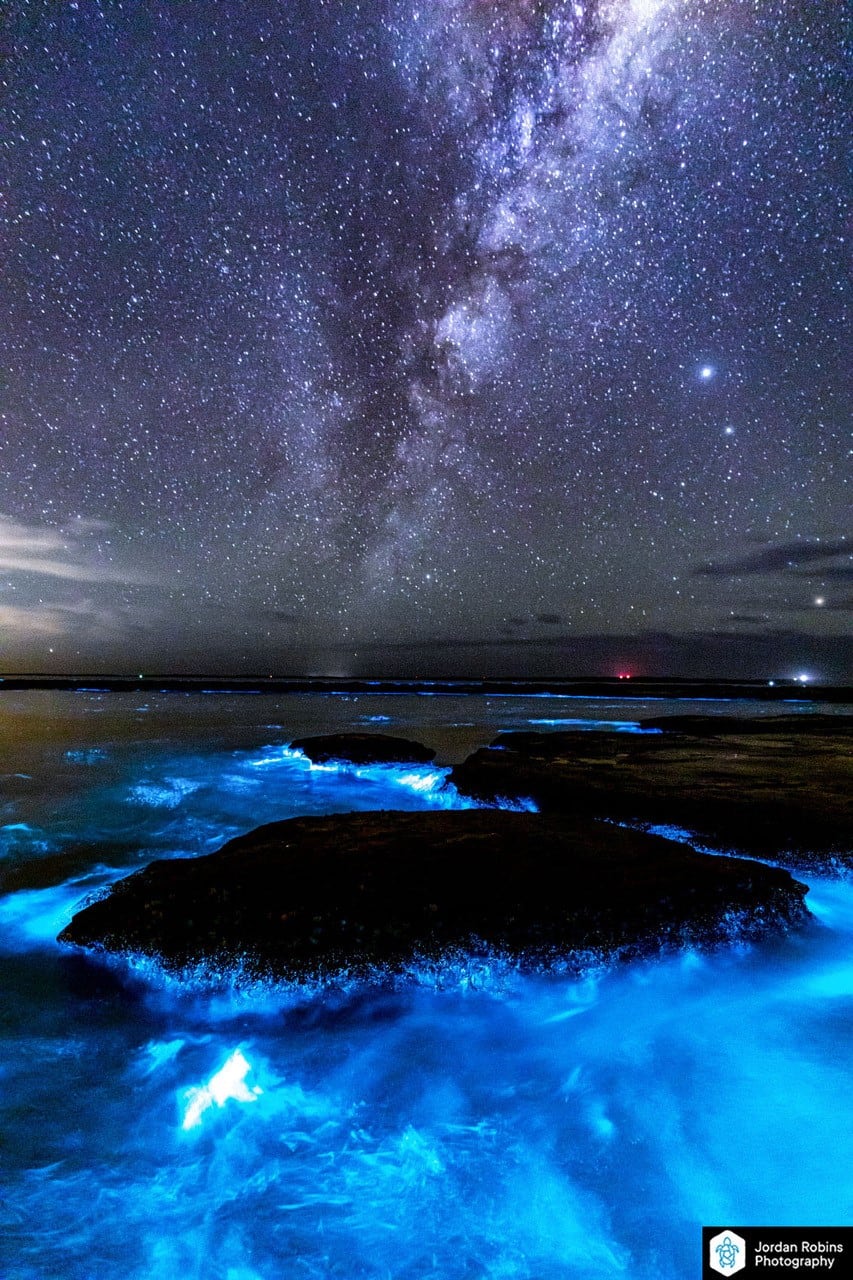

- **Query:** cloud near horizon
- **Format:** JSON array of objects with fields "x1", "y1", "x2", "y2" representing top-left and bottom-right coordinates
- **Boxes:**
[
  {"x1": 0, "y1": 604, "x2": 68, "y2": 638},
  {"x1": 0, "y1": 516, "x2": 166, "y2": 657},
  {"x1": 693, "y1": 538, "x2": 851, "y2": 578}
]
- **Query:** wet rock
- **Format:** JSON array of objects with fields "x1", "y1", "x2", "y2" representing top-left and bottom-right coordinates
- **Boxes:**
[
  {"x1": 640, "y1": 714, "x2": 853, "y2": 736},
  {"x1": 288, "y1": 733, "x2": 436, "y2": 765},
  {"x1": 58, "y1": 810, "x2": 807, "y2": 979},
  {"x1": 449, "y1": 721, "x2": 852, "y2": 862}
]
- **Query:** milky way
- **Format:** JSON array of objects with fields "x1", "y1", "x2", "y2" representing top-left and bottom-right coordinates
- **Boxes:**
[{"x1": 1, "y1": 0, "x2": 849, "y2": 675}]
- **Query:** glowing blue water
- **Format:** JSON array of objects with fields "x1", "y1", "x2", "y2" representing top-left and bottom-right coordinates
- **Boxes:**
[
  {"x1": 0, "y1": 692, "x2": 850, "y2": 1279},
  {"x1": 527, "y1": 718, "x2": 661, "y2": 732}
]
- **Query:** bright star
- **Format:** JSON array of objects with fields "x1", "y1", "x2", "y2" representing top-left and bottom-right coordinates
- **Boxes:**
[{"x1": 699, "y1": 365, "x2": 715, "y2": 380}]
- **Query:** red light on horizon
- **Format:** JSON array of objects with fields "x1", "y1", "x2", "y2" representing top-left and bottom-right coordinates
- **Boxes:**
[{"x1": 617, "y1": 672, "x2": 632, "y2": 680}]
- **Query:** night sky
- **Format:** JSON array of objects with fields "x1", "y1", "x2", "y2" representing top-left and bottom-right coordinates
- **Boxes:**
[{"x1": 2, "y1": 0, "x2": 849, "y2": 678}]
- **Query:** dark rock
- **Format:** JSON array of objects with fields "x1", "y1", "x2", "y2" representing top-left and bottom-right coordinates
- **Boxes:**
[
  {"x1": 58, "y1": 810, "x2": 808, "y2": 979},
  {"x1": 450, "y1": 721, "x2": 852, "y2": 862},
  {"x1": 288, "y1": 732, "x2": 436, "y2": 765},
  {"x1": 640, "y1": 714, "x2": 853, "y2": 735}
]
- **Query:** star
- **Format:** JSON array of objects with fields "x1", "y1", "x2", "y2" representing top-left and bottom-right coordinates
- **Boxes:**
[{"x1": 0, "y1": 0, "x2": 845, "y2": 678}]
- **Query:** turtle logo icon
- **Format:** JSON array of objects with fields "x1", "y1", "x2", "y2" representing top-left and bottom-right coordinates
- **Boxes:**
[{"x1": 709, "y1": 1229, "x2": 747, "y2": 1275}]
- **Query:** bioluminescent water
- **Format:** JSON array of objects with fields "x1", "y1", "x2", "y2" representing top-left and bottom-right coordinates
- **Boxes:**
[{"x1": 1, "y1": 692, "x2": 851, "y2": 1280}]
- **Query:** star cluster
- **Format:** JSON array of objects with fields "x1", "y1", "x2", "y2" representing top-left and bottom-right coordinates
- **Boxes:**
[{"x1": 1, "y1": 0, "x2": 848, "y2": 675}]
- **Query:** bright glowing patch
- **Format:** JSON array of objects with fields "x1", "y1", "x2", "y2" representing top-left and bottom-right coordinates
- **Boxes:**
[
  {"x1": 260, "y1": 748, "x2": 537, "y2": 812},
  {"x1": 129, "y1": 778, "x2": 202, "y2": 808},
  {"x1": 644, "y1": 823, "x2": 697, "y2": 845},
  {"x1": 0, "y1": 882, "x2": 95, "y2": 950},
  {"x1": 528, "y1": 717, "x2": 660, "y2": 733},
  {"x1": 493, "y1": 795, "x2": 539, "y2": 813},
  {"x1": 142, "y1": 1038, "x2": 186, "y2": 1075},
  {"x1": 392, "y1": 769, "x2": 446, "y2": 793},
  {"x1": 181, "y1": 1048, "x2": 262, "y2": 1130}
]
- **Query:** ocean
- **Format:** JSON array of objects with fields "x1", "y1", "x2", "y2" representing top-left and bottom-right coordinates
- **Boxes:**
[{"x1": 1, "y1": 690, "x2": 850, "y2": 1279}]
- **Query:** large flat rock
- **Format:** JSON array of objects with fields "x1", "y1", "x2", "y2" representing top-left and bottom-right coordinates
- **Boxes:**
[
  {"x1": 449, "y1": 719, "x2": 852, "y2": 861},
  {"x1": 58, "y1": 810, "x2": 807, "y2": 979}
]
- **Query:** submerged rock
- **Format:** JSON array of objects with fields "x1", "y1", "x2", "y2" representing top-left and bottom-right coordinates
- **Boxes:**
[
  {"x1": 449, "y1": 720, "x2": 852, "y2": 861},
  {"x1": 288, "y1": 732, "x2": 436, "y2": 765},
  {"x1": 58, "y1": 810, "x2": 807, "y2": 979}
]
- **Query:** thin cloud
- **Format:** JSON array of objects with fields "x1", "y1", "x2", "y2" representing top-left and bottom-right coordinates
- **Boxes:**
[
  {"x1": 693, "y1": 538, "x2": 850, "y2": 578},
  {"x1": 0, "y1": 597, "x2": 165, "y2": 643},
  {"x1": 0, "y1": 605, "x2": 67, "y2": 638},
  {"x1": 793, "y1": 565, "x2": 853, "y2": 583},
  {"x1": 0, "y1": 516, "x2": 156, "y2": 585}
]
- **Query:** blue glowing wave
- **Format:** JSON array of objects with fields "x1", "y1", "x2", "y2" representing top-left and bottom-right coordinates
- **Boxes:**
[
  {"x1": 527, "y1": 718, "x2": 662, "y2": 732},
  {"x1": 1, "y1": 699, "x2": 852, "y2": 1279}
]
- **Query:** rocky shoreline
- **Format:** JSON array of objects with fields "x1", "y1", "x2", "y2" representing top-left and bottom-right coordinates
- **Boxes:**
[
  {"x1": 58, "y1": 718, "x2": 849, "y2": 979},
  {"x1": 450, "y1": 719, "x2": 852, "y2": 863}
]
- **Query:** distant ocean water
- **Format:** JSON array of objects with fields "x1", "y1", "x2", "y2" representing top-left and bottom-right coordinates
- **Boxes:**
[{"x1": 1, "y1": 690, "x2": 851, "y2": 1280}]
